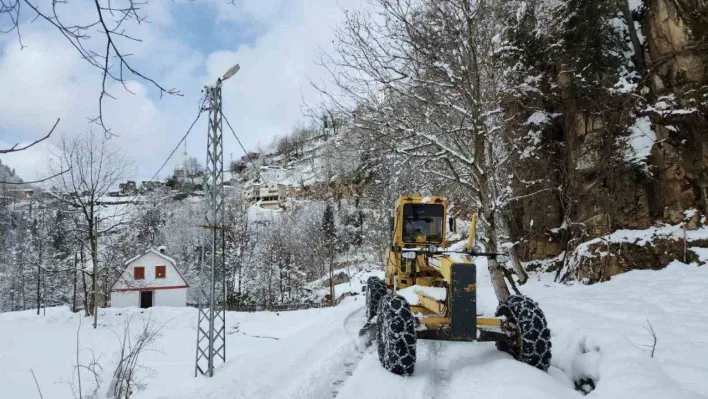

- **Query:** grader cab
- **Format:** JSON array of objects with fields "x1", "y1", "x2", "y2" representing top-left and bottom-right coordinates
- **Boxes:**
[{"x1": 362, "y1": 196, "x2": 552, "y2": 376}]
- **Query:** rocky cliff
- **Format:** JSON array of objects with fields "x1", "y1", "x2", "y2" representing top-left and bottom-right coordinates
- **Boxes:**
[{"x1": 505, "y1": 0, "x2": 708, "y2": 281}]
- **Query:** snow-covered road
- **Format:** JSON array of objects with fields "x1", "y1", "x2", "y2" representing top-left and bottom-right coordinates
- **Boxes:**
[
  {"x1": 171, "y1": 299, "x2": 366, "y2": 399},
  {"x1": 2, "y1": 262, "x2": 707, "y2": 398}
]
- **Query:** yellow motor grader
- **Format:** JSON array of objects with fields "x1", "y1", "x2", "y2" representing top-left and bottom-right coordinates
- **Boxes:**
[{"x1": 361, "y1": 195, "x2": 551, "y2": 376}]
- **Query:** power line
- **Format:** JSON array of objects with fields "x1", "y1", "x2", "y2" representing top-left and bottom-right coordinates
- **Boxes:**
[
  {"x1": 221, "y1": 110, "x2": 269, "y2": 184},
  {"x1": 149, "y1": 110, "x2": 204, "y2": 182}
]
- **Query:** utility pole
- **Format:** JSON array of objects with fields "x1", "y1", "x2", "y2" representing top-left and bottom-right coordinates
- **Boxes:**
[
  {"x1": 183, "y1": 141, "x2": 188, "y2": 175},
  {"x1": 93, "y1": 219, "x2": 98, "y2": 329},
  {"x1": 72, "y1": 252, "x2": 78, "y2": 313},
  {"x1": 195, "y1": 63, "x2": 239, "y2": 377},
  {"x1": 329, "y1": 253, "x2": 335, "y2": 306},
  {"x1": 36, "y1": 249, "x2": 41, "y2": 315},
  {"x1": 35, "y1": 200, "x2": 45, "y2": 316},
  {"x1": 36, "y1": 211, "x2": 40, "y2": 316}
]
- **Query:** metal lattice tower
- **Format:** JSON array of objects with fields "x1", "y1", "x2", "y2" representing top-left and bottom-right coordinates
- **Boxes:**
[{"x1": 195, "y1": 82, "x2": 227, "y2": 377}]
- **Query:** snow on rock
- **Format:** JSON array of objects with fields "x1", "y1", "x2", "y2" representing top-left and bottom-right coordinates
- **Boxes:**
[
  {"x1": 523, "y1": 251, "x2": 566, "y2": 272},
  {"x1": 397, "y1": 285, "x2": 447, "y2": 306},
  {"x1": 629, "y1": 0, "x2": 644, "y2": 11},
  {"x1": 574, "y1": 222, "x2": 708, "y2": 259},
  {"x1": 623, "y1": 116, "x2": 655, "y2": 166}
]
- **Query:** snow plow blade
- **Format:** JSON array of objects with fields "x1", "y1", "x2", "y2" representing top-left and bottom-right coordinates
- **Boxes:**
[{"x1": 357, "y1": 320, "x2": 377, "y2": 350}]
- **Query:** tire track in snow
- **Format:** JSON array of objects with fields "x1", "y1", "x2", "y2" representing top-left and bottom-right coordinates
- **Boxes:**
[
  {"x1": 421, "y1": 341, "x2": 452, "y2": 399},
  {"x1": 332, "y1": 306, "x2": 368, "y2": 398}
]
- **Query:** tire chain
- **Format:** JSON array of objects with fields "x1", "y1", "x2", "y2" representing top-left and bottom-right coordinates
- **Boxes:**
[
  {"x1": 495, "y1": 295, "x2": 552, "y2": 371},
  {"x1": 377, "y1": 294, "x2": 417, "y2": 376},
  {"x1": 365, "y1": 277, "x2": 386, "y2": 320}
]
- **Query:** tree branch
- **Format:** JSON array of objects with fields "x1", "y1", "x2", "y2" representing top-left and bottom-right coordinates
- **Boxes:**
[{"x1": 0, "y1": 118, "x2": 59, "y2": 154}]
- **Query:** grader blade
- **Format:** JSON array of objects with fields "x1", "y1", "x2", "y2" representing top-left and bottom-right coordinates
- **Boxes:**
[{"x1": 357, "y1": 320, "x2": 377, "y2": 350}]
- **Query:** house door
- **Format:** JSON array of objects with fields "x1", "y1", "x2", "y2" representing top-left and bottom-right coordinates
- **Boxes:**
[{"x1": 140, "y1": 291, "x2": 153, "y2": 308}]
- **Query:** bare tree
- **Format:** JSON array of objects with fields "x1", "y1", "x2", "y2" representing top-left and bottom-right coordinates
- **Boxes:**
[
  {"x1": 225, "y1": 191, "x2": 257, "y2": 307},
  {"x1": 108, "y1": 316, "x2": 163, "y2": 399},
  {"x1": 50, "y1": 131, "x2": 131, "y2": 328},
  {"x1": 645, "y1": 319, "x2": 658, "y2": 358},
  {"x1": 1, "y1": 1, "x2": 183, "y2": 186},
  {"x1": 0, "y1": 1, "x2": 181, "y2": 137},
  {"x1": 317, "y1": 0, "x2": 526, "y2": 300},
  {"x1": 70, "y1": 316, "x2": 103, "y2": 399},
  {"x1": 323, "y1": 201, "x2": 336, "y2": 305},
  {"x1": 184, "y1": 156, "x2": 204, "y2": 185}
]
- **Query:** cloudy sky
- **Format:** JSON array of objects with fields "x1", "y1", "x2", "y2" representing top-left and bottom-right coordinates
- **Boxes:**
[{"x1": 0, "y1": 0, "x2": 362, "y2": 182}]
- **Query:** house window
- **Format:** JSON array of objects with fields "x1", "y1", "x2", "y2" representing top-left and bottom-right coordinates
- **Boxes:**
[
  {"x1": 134, "y1": 266, "x2": 145, "y2": 280},
  {"x1": 155, "y1": 265, "x2": 166, "y2": 279}
]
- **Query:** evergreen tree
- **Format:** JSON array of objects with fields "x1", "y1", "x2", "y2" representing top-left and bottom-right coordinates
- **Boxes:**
[{"x1": 555, "y1": 0, "x2": 628, "y2": 99}]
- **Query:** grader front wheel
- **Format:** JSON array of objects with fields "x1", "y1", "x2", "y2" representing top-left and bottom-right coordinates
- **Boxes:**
[
  {"x1": 495, "y1": 295, "x2": 552, "y2": 371},
  {"x1": 377, "y1": 294, "x2": 417, "y2": 376}
]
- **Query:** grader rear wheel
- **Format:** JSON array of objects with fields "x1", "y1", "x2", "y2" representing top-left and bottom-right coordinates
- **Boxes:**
[
  {"x1": 365, "y1": 276, "x2": 387, "y2": 320},
  {"x1": 495, "y1": 295, "x2": 552, "y2": 371}
]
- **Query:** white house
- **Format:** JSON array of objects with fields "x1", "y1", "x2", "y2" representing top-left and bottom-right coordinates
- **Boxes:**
[
  {"x1": 110, "y1": 247, "x2": 189, "y2": 308},
  {"x1": 244, "y1": 180, "x2": 288, "y2": 210}
]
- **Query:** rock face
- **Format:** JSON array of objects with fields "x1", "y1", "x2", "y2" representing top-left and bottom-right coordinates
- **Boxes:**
[
  {"x1": 644, "y1": 0, "x2": 708, "y2": 223},
  {"x1": 578, "y1": 237, "x2": 708, "y2": 282},
  {"x1": 509, "y1": 0, "x2": 708, "y2": 281}
]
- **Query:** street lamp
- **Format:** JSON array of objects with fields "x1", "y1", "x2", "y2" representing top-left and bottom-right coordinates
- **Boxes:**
[
  {"x1": 195, "y1": 61, "x2": 240, "y2": 378},
  {"x1": 209, "y1": 63, "x2": 240, "y2": 88},
  {"x1": 221, "y1": 64, "x2": 240, "y2": 82}
]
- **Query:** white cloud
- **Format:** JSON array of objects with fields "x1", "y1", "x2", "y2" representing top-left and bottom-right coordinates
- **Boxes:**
[
  {"x1": 204, "y1": 0, "x2": 364, "y2": 146},
  {"x1": 0, "y1": 0, "x2": 364, "y2": 182},
  {"x1": 0, "y1": 139, "x2": 59, "y2": 184}
]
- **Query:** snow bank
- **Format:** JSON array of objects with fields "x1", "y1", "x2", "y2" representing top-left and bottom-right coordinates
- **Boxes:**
[
  {"x1": 523, "y1": 261, "x2": 708, "y2": 398},
  {"x1": 0, "y1": 301, "x2": 366, "y2": 399},
  {"x1": 305, "y1": 266, "x2": 383, "y2": 303}
]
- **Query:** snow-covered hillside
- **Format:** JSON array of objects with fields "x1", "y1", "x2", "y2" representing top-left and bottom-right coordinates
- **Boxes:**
[
  {"x1": 2, "y1": 261, "x2": 707, "y2": 398},
  {"x1": 235, "y1": 129, "x2": 361, "y2": 191}
]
